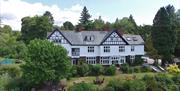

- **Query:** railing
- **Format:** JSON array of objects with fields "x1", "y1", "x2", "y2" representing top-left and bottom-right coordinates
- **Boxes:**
[{"x1": 72, "y1": 52, "x2": 80, "y2": 56}]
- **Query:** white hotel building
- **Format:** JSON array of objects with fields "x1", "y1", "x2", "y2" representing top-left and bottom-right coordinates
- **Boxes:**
[{"x1": 47, "y1": 29, "x2": 144, "y2": 65}]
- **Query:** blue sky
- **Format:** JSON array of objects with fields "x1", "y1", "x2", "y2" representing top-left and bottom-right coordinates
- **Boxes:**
[{"x1": 1, "y1": 0, "x2": 180, "y2": 30}]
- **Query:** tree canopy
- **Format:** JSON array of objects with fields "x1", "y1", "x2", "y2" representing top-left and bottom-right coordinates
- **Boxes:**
[
  {"x1": 20, "y1": 15, "x2": 53, "y2": 44},
  {"x1": 152, "y1": 5, "x2": 176, "y2": 65},
  {"x1": 22, "y1": 39, "x2": 71, "y2": 87},
  {"x1": 62, "y1": 21, "x2": 75, "y2": 30},
  {"x1": 79, "y1": 6, "x2": 93, "y2": 30},
  {"x1": 0, "y1": 25, "x2": 27, "y2": 59},
  {"x1": 43, "y1": 11, "x2": 54, "y2": 24}
]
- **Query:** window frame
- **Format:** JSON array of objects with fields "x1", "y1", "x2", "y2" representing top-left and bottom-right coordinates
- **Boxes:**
[
  {"x1": 104, "y1": 46, "x2": 110, "y2": 52},
  {"x1": 119, "y1": 45, "x2": 125, "y2": 52},
  {"x1": 131, "y1": 45, "x2": 135, "y2": 51},
  {"x1": 88, "y1": 46, "x2": 94, "y2": 53}
]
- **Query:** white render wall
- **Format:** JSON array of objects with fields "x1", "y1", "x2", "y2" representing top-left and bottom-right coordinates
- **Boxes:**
[{"x1": 59, "y1": 43, "x2": 144, "y2": 57}]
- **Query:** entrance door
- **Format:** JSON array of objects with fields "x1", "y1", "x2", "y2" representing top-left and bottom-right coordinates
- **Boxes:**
[
  {"x1": 72, "y1": 58, "x2": 78, "y2": 65},
  {"x1": 111, "y1": 57, "x2": 119, "y2": 65}
]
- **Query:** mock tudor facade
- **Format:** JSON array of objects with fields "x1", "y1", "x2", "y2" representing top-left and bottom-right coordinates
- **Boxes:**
[{"x1": 47, "y1": 29, "x2": 144, "y2": 65}]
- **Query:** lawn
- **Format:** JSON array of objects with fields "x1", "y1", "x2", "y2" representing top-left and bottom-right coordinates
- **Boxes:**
[{"x1": 67, "y1": 72, "x2": 157, "y2": 89}]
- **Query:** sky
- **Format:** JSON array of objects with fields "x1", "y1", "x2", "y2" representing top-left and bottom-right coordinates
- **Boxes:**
[{"x1": 0, "y1": 0, "x2": 180, "y2": 30}]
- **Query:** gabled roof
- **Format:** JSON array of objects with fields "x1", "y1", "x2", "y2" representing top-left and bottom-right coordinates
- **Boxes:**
[{"x1": 47, "y1": 29, "x2": 144, "y2": 45}]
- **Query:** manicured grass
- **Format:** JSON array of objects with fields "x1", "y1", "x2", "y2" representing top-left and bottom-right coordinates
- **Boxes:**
[{"x1": 67, "y1": 72, "x2": 157, "y2": 89}]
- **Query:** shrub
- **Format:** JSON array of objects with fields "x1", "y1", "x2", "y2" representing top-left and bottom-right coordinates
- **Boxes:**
[
  {"x1": 0, "y1": 64, "x2": 21, "y2": 78},
  {"x1": 167, "y1": 64, "x2": 180, "y2": 74},
  {"x1": 141, "y1": 66, "x2": 152, "y2": 72},
  {"x1": 70, "y1": 65, "x2": 77, "y2": 77},
  {"x1": 124, "y1": 80, "x2": 146, "y2": 91},
  {"x1": 134, "y1": 66, "x2": 141, "y2": 73},
  {"x1": 106, "y1": 79, "x2": 146, "y2": 91},
  {"x1": 106, "y1": 80, "x2": 124, "y2": 91},
  {"x1": 104, "y1": 65, "x2": 116, "y2": 76},
  {"x1": 142, "y1": 74, "x2": 159, "y2": 91},
  {"x1": 68, "y1": 83, "x2": 100, "y2": 91},
  {"x1": 89, "y1": 64, "x2": 103, "y2": 76},
  {"x1": 120, "y1": 64, "x2": 129, "y2": 73},
  {"x1": 76, "y1": 63, "x2": 89, "y2": 77},
  {"x1": 0, "y1": 74, "x2": 11, "y2": 91}
]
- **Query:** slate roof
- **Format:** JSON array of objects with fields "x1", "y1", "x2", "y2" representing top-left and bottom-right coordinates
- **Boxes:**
[{"x1": 47, "y1": 29, "x2": 144, "y2": 45}]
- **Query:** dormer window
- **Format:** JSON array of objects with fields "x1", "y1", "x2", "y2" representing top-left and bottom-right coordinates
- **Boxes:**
[
  {"x1": 84, "y1": 35, "x2": 94, "y2": 42},
  {"x1": 126, "y1": 37, "x2": 132, "y2": 41},
  {"x1": 132, "y1": 37, "x2": 137, "y2": 41}
]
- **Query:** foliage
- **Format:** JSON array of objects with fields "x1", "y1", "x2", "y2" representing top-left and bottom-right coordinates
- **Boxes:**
[
  {"x1": 43, "y1": 11, "x2": 54, "y2": 24},
  {"x1": 0, "y1": 26, "x2": 27, "y2": 59},
  {"x1": 79, "y1": 6, "x2": 93, "y2": 30},
  {"x1": 120, "y1": 64, "x2": 129, "y2": 73},
  {"x1": 0, "y1": 64, "x2": 21, "y2": 78},
  {"x1": 21, "y1": 15, "x2": 53, "y2": 44},
  {"x1": 152, "y1": 5, "x2": 176, "y2": 65},
  {"x1": 69, "y1": 65, "x2": 78, "y2": 77},
  {"x1": 145, "y1": 36, "x2": 160, "y2": 60},
  {"x1": 113, "y1": 15, "x2": 138, "y2": 34},
  {"x1": 104, "y1": 65, "x2": 116, "y2": 76},
  {"x1": 141, "y1": 66, "x2": 152, "y2": 72},
  {"x1": 89, "y1": 64, "x2": 103, "y2": 76},
  {"x1": 62, "y1": 21, "x2": 75, "y2": 30},
  {"x1": 106, "y1": 79, "x2": 146, "y2": 91},
  {"x1": 133, "y1": 66, "x2": 141, "y2": 73},
  {"x1": 93, "y1": 16, "x2": 105, "y2": 30},
  {"x1": 174, "y1": 9, "x2": 180, "y2": 57},
  {"x1": 167, "y1": 64, "x2": 180, "y2": 74},
  {"x1": 21, "y1": 39, "x2": 71, "y2": 87},
  {"x1": 142, "y1": 74, "x2": 159, "y2": 91},
  {"x1": 68, "y1": 83, "x2": 100, "y2": 91},
  {"x1": 76, "y1": 62, "x2": 89, "y2": 77},
  {"x1": 0, "y1": 74, "x2": 12, "y2": 91}
]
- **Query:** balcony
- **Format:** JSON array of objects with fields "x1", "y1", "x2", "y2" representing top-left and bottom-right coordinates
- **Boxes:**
[
  {"x1": 72, "y1": 52, "x2": 80, "y2": 56},
  {"x1": 72, "y1": 48, "x2": 80, "y2": 56}
]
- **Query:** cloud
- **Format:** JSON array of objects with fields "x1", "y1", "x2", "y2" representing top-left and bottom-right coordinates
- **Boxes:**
[{"x1": 0, "y1": 0, "x2": 83, "y2": 30}]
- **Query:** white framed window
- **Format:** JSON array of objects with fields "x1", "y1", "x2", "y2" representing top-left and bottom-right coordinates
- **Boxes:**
[
  {"x1": 86, "y1": 57, "x2": 96, "y2": 64},
  {"x1": 111, "y1": 57, "x2": 119, "y2": 64},
  {"x1": 104, "y1": 46, "x2": 110, "y2": 52},
  {"x1": 120, "y1": 56, "x2": 125, "y2": 64},
  {"x1": 119, "y1": 45, "x2": 125, "y2": 52},
  {"x1": 100, "y1": 57, "x2": 110, "y2": 65},
  {"x1": 131, "y1": 45, "x2": 135, "y2": 51},
  {"x1": 88, "y1": 46, "x2": 94, "y2": 52},
  {"x1": 130, "y1": 55, "x2": 135, "y2": 63}
]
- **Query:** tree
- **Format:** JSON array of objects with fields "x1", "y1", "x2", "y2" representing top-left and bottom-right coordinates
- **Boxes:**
[
  {"x1": 152, "y1": 5, "x2": 176, "y2": 65},
  {"x1": 63, "y1": 21, "x2": 74, "y2": 30},
  {"x1": 174, "y1": 9, "x2": 180, "y2": 57},
  {"x1": 22, "y1": 39, "x2": 71, "y2": 88},
  {"x1": 0, "y1": 25, "x2": 27, "y2": 59},
  {"x1": 112, "y1": 16, "x2": 138, "y2": 34},
  {"x1": 138, "y1": 25, "x2": 152, "y2": 41},
  {"x1": 145, "y1": 36, "x2": 160, "y2": 60},
  {"x1": 0, "y1": 25, "x2": 12, "y2": 34},
  {"x1": 93, "y1": 16, "x2": 105, "y2": 30},
  {"x1": 79, "y1": 6, "x2": 92, "y2": 30},
  {"x1": 43, "y1": 11, "x2": 54, "y2": 24},
  {"x1": 21, "y1": 16, "x2": 53, "y2": 44},
  {"x1": 129, "y1": 14, "x2": 139, "y2": 34}
]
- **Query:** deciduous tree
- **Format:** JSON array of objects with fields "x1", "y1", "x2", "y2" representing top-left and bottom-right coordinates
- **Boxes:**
[
  {"x1": 21, "y1": 16, "x2": 53, "y2": 44},
  {"x1": 22, "y1": 39, "x2": 71, "y2": 88}
]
